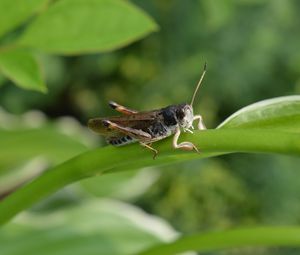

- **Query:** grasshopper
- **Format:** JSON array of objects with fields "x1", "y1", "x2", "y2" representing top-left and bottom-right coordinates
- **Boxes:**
[{"x1": 88, "y1": 64, "x2": 207, "y2": 159}]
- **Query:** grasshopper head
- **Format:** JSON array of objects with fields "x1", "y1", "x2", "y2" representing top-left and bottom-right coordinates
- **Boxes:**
[
  {"x1": 162, "y1": 103, "x2": 193, "y2": 129},
  {"x1": 176, "y1": 104, "x2": 194, "y2": 129}
]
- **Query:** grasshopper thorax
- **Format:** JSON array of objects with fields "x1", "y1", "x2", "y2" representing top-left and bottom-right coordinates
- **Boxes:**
[{"x1": 162, "y1": 103, "x2": 194, "y2": 129}]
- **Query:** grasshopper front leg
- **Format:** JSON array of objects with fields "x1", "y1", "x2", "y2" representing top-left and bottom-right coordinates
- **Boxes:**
[
  {"x1": 193, "y1": 115, "x2": 206, "y2": 130},
  {"x1": 172, "y1": 127, "x2": 199, "y2": 152},
  {"x1": 140, "y1": 143, "x2": 159, "y2": 159}
]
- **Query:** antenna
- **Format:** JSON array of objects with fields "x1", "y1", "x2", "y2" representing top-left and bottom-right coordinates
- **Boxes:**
[{"x1": 190, "y1": 62, "x2": 207, "y2": 107}]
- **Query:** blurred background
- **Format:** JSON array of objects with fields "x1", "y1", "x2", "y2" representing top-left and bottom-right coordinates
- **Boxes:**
[{"x1": 1, "y1": 1, "x2": 300, "y2": 254}]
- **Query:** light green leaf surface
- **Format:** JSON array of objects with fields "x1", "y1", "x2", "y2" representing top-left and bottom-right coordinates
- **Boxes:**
[
  {"x1": 0, "y1": 48, "x2": 46, "y2": 92},
  {"x1": 0, "y1": 0, "x2": 48, "y2": 38},
  {"x1": 137, "y1": 227, "x2": 300, "y2": 255},
  {"x1": 0, "y1": 127, "x2": 88, "y2": 173},
  {"x1": 81, "y1": 168, "x2": 159, "y2": 200},
  {"x1": 0, "y1": 96, "x2": 300, "y2": 226},
  {"x1": 0, "y1": 199, "x2": 177, "y2": 255},
  {"x1": 19, "y1": 0, "x2": 158, "y2": 55},
  {"x1": 218, "y1": 95, "x2": 300, "y2": 131},
  {"x1": 0, "y1": 111, "x2": 90, "y2": 195}
]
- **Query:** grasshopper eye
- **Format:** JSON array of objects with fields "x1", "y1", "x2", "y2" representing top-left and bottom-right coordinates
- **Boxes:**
[
  {"x1": 102, "y1": 120, "x2": 110, "y2": 127},
  {"x1": 176, "y1": 108, "x2": 185, "y2": 120}
]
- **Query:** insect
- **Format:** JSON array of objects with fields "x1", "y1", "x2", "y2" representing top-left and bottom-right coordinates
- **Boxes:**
[{"x1": 88, "y1": 63, "x2": 207, "y2": 159}]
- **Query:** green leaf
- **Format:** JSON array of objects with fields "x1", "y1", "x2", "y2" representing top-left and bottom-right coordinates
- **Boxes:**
[
  {"x1": 218, "y1": 95, "x2": 300, "y2": 132},
  {"x1": 19, "y1": 0, "x2": 158, "y2": 55},
  {"x1": 0, "y1": 96, "x2": 300, "y2": 225},
  {"x1": 0, "y1": 110, "x2": 90, "y2": 194},
  {"x1": 81, "y1": 169, "x2": 158, "y2": 200},
  {"x1": 0, "y1": 0, "x2": 48, "y2": 38},
  {"x1": 0, "y1": 199, "x2": 176, "y2": 255},
  {"x1": 137, "y1": 227, "x2": 300, "y2": 255},
  {"x1": 0, "y1": 48, "x2": 46, "y2": 92},
  {"x1": 0, "y1": 127, "x2": 88, "y2": 173}
]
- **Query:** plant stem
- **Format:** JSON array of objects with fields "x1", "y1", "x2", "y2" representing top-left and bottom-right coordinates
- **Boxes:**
[
  {"x1": 0, "y1": 129, "x2": 299, "y2": 225},
  {"x1": 137, "y1": 227, "x2": 300, "y2": 255}
]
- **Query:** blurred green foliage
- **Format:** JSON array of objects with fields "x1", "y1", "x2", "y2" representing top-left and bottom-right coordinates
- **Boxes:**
[
  {"x1": 0, "y1": 0, "x2": 157, "y2": 92},
  {"x1": 1, "y1": 0, "x2": 300, "y2": 254},
  {"x1": 0, "y1": 199, "x2": 175, "y2": 255}
]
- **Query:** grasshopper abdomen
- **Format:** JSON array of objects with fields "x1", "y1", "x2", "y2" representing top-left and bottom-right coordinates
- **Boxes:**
[{"x1": 107, "y1": 135, "x2": 136, "y2": 146}]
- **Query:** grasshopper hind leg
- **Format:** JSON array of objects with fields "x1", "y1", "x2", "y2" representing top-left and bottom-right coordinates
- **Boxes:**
[
  {"x1": 108, "y1": 101, "x2": 138, "y2": 115},
  {"x1": 102, "y1": 120, "x2": 151, "y2": 139},
  {"x1": 102, "y1": 120, "x2": 158, "y2": 159}
]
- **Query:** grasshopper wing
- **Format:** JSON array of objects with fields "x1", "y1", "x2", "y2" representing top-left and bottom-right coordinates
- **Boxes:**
[{"x1": 88, "y1": 111, "x2": 162, "y2": 146}]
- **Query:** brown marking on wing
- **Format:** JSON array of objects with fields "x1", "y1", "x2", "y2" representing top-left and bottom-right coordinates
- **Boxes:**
[
  {"x1": 87, "y1": 110, "x2": 161, "y2": 137},
  {"x1": 109, "y1": 110, "x2": 158, "y2": 121}
]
